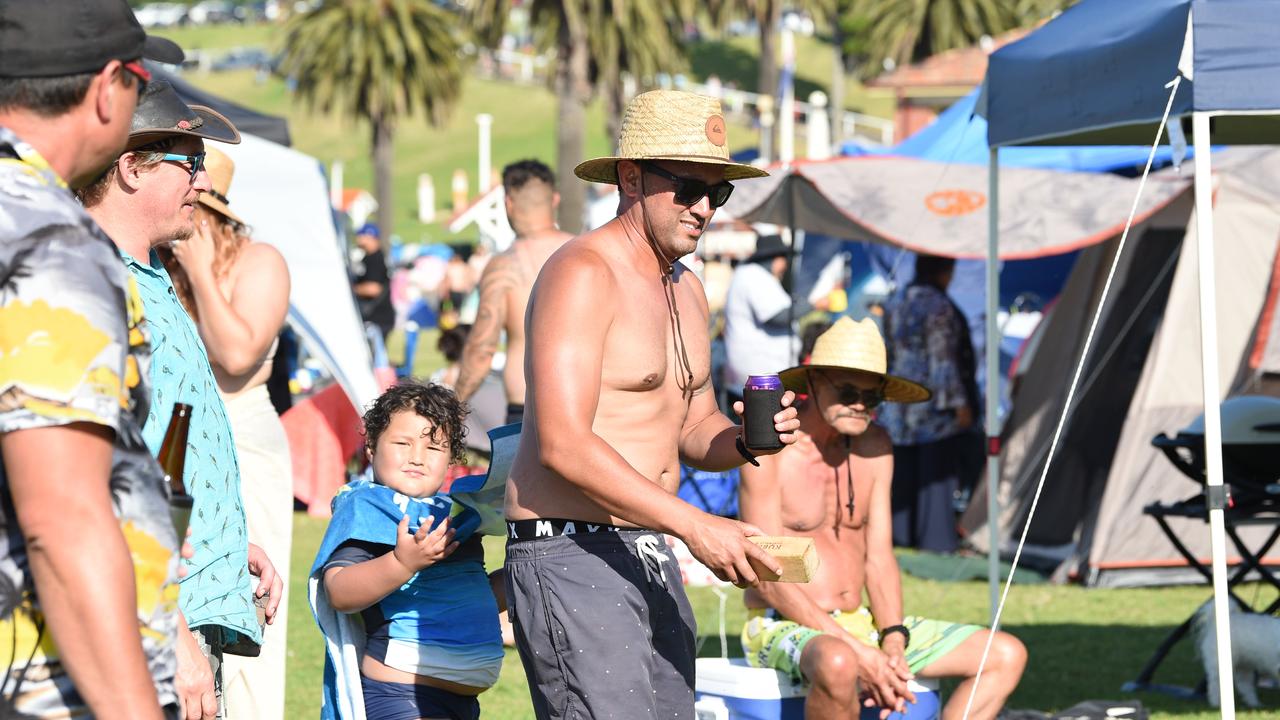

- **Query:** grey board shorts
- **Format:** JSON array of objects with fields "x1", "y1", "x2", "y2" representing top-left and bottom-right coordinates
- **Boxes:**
[{"x1": 505, "y1": 526, "x2": 697, "y2": 720}]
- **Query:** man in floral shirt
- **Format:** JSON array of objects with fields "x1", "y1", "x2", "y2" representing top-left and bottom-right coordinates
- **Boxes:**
[
  {"x1": 0, "y1": 1, "x2": 185, "y2": 717},
  {"x1": 880, "y1": 254, "x2": 980, "y2": 553}
]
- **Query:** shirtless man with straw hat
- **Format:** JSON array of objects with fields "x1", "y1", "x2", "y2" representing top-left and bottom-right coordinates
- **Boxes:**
[
  {"x1": 739, "y1": 317, "x2": 1027, "y2": 720},
  {"x1": 503, "y1": 89, "x2": 801, "y2": 720}
]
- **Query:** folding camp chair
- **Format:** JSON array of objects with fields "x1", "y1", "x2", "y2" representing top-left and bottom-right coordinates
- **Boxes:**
[
  {"x1": 678, "y1": 466, "x2": 741, "y2": 518},
  {"x1": 1123, "y1": 417, "x2": 1280, "y2": 699}
]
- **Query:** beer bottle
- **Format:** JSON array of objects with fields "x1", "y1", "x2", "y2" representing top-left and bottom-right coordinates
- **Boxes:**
[{"x1": 158, "y1": 402, "x2": 194, "y2": 537}]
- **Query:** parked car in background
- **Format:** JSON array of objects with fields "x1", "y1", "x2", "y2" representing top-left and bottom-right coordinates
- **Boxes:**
[
  {"x1": 235, "y1": 2, "x2": 269, "y2": 22},
  {"x1": 210, "y1": 47, "x2": 276, "y2": 73},
  {"x1": 188, "y1": 1, "x2": 236, "y2": 25},
  {"x1": 134, "y1": 2, "x2": 188, "y2": 28}
]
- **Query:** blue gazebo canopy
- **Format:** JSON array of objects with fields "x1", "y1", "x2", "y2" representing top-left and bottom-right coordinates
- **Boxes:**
[{"x1": 981, "y1": 0, "x2": 1280, "y2": 147}]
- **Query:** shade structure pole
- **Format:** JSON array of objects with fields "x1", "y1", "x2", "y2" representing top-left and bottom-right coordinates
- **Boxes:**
[
  {"x1": 985, "y1": 147, "x2": 1001, "y2": 623},
  {"x1": 1192, "y1": 112, "x2": 1235, "y2": 719}
]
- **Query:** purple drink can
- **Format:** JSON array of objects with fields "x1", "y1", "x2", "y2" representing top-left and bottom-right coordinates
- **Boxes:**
[
  {"x1": 745, "y1": 374, "x2": 784, "y2": 392},
  {"x1": 743, "y1": 374, "x2": 784, "y2": 450}
]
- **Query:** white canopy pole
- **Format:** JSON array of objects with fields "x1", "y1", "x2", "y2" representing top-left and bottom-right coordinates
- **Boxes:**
[
  {"x1": 986, "y1": 147, "x2": 1001, "y2": 622},
  {"x1": 1191, "y1": 111, "x2": 1236, "y2": 719}
]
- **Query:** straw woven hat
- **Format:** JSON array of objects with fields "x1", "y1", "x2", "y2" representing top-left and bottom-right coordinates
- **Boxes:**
[
  {"x1": 575, "y1": 90, "x2": 769, "y2": 185},
  {"x1": 780, "y1": 317, "x2": 931, "y2": 403},
  {"x1": 196, "y1": 147, "x2": 244, "y2": 226}
]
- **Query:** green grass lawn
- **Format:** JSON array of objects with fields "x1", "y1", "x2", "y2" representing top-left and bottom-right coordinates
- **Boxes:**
[{"x1": 284, "y1": 510, "x2": 1279, "y2": 718}]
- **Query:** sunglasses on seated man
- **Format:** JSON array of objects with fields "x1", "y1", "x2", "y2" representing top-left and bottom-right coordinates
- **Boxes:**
[
  {"x1": 642, "y1": 162, "x2": 735, "y2": 209},
  {"x1": 814, "y1": 372, "x2": 886, "y2": 409},
  {"x1": 158, "y1": 151, "x2": 206, "y2": 181}
]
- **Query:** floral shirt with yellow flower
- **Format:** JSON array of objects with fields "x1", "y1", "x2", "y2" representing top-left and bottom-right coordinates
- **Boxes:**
[{"x1": 0, "y1": 127, "x2": 180, "y2": 713}]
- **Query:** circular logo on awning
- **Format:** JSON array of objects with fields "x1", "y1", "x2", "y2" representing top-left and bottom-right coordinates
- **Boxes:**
[
  {"x1": 925, "y1": 189, "x2": 986, "y2": 216},
  {"x1": 705, "y1": 115, "x2": 727, "y2": 147}
]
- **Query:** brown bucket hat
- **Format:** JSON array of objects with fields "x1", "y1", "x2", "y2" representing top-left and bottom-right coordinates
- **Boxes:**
[{"x1": 128, "y1": 80, "x2": 240, "y2": 150}]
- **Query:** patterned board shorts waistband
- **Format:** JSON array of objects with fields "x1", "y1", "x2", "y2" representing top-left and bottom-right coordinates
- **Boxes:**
[{"x1": 505, "y1": 517, "x2": 634, "y2": 542}]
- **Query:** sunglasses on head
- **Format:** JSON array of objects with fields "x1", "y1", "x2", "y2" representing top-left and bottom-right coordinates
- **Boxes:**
[
  {"x1": 816, "y1": 374, "x2": 885, "y2": 409},
  {"x1": 159, "y1": 151, "x2": 206, "y2": 181},
  {"x1": 642, "y1": 162, "x2": 735, "y2": 209}
]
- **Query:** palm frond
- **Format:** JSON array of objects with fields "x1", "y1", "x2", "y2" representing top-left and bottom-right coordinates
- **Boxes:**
[{"x1": 280, "y1": 0, "x2": 465, "y2": 129}]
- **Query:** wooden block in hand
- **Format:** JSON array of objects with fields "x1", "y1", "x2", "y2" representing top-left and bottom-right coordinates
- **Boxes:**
[{"x1": 747, "y1": 536, "x2": 819, "y2": 583}]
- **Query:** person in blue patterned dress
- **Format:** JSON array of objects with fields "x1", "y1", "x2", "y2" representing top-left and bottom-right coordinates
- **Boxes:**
[
  {"x1": 0, "y1": 1, "x2": 187, "y2": 717},
  {"x1": 77, "y1": 82, "x2": 282, "y2": 720},
  {"x1": 879, "y1": 254, "x2": 981, "y2": 553}
]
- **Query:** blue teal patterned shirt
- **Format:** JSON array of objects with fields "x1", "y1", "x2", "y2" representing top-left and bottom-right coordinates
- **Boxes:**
[
  {"x1": 121, "y1": 249, "x2": 259, "y2": 644},
  {"x1": 880, "y1": 283, "x2": 972, "y2": 446}
]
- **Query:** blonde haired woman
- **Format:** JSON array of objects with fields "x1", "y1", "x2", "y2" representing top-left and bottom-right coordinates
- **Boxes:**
[{"x1": 158, "y1": 147, "x2": 292, "y2": 720}]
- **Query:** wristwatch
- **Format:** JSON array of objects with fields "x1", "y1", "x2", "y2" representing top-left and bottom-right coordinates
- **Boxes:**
[{"x1": 878, "y1": 624, "x2": 910, "y2": 648}]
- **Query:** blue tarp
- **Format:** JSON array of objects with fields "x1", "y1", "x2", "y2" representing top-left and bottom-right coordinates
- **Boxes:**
[
  {"x1": 982, "y1": 0, "x2": 1280, "y2": 147},
  {"x1": 842, "y1": 89, "x2": 1186, "y2": 173}
]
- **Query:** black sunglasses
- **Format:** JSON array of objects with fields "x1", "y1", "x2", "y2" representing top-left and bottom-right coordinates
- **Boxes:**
[
  {"x1": 816, "y1": 374, "x2": 885, "y2": 409},
  {"x1": 642, "y1": 162, "x2": 735, "y2": 209}
]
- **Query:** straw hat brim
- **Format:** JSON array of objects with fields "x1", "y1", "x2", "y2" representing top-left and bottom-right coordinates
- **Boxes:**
[
  {"x1": 575, "y1": 154, "x2": 769, "y2": 185},
  {"x1": 197, "y1": 193, "x2": 244, "y2": 226},
  {"x1": 779, "y1": 364, "x2": 932, "y2": 404}
]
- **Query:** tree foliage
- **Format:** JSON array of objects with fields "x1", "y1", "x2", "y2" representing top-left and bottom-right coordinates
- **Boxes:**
[
  {"x1": 846, "y1": 0, "x2": 1071, "y2": 79},
  {"x1": 280, "y1": 0, "x2": 466, "y2": 240},
  {"x1": 281, "y1": 0, "x2": 464, "y2": 127},
  {"x1": 467, "y1": 0, "x2": 696, "y2": 232}
]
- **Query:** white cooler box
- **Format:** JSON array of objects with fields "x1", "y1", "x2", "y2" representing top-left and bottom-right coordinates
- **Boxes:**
[{"x1": 694, "y1": 658, "x2": 940, "y2": 720}]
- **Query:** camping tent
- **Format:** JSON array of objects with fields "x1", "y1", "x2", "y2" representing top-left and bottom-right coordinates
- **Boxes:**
[
  {"x1": 721, "y1": 155, "x2": 1189, "y2": 260},
  {"x1": 979, "y1": 0, "x2": 1280, "y2": 708},
  {"x1": 961, "y1": 148, "x2": 1280, "y2": 587},
  {"x1": 844, "y1": 88, "x2": 1188, "y2": 173}
]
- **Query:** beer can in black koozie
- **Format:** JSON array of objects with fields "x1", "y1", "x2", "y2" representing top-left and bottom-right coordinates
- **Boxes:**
[{"x1": 743, "y1": 374, "x2": 784, "y2": 450}]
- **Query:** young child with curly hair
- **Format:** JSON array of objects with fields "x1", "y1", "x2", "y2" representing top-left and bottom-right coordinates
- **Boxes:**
[{"x1": 311, "y1": 381, "x2": 504, "y2": 720}]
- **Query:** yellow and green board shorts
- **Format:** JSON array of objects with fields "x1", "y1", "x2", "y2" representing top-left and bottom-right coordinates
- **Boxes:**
[{"x1": 741, "y1": 607, "x2": 981, "y2": 682}]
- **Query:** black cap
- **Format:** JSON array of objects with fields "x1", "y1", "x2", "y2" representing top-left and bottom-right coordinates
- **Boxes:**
[
  {"x1": 0, "y1": 0, "x2": 184, "y2": 79},
  {"x1": 747, "y1": 234, "x2": 790, "y2": 263},
  {"x1": 128, "y1": 81, "x2": 240, "y2": 149}
]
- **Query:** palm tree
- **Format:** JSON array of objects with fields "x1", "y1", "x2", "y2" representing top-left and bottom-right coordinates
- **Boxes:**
[
  {"x1": 280, "y1": 0, "x2": 465, "y2": 245},
  {"x1": 469, "y1": 0, "x2": 593, "y2": 234},
  {"x1": 589, "y1": 0, "x2": 692, "y2": 145},
  {"x1": 469, "y1": 1, "x2": 699, "y2": 232},
  {"x1": 800, "y1": 0, "x2": 862, "y2": 147},
  {"x1": 703, "y1": 0, "x2": 783, "y2": 151},
  {"x1": 848, "y1": 0, "x2": 1070, "y2": 80},
  {"x1": 706, "y1": 0, "x2": 783, "y2": 98}
]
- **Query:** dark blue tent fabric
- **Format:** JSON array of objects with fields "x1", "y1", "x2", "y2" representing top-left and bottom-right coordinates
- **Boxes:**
[
  {"x1": 983, "y1": 0, "x2": 1280, "y2": 147},
  {"x1": 792, "y1": 234, "x2": 874, "y2": 302},
  {"x1": 1192, "y1": 0, "x2": 1280, "y2": 113},
  {"x1": 843, "y1": 89, "x2": 1185, "y2": 172}
]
